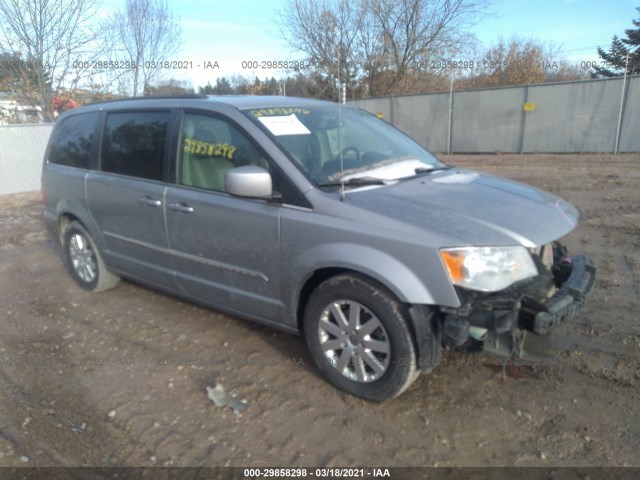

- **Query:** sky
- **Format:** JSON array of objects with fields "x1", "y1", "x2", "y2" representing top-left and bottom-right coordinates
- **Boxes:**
[{"x1": 98, "y1": 0, "x2": 639, "y2": 90}]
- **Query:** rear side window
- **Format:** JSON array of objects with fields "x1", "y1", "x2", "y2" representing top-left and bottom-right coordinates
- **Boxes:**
[
  {"x1": 48, "y1": 112, "x2": 98, "y2": 168},
  {"x1": 101, "y1": 111, "x2": 170, "y2": 181}
]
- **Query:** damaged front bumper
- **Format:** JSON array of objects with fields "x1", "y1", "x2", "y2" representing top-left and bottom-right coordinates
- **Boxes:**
[
  {"x1": 440, "y1": 245, "x2": 596, "y2": 357},
  {"x1": 519, "y1": 255, "x2": 596, "y2": 334}
]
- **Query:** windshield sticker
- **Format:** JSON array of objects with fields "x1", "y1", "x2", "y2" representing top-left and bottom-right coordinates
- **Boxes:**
[
  {"x1": 183, "y1": 137, "x2": 236, "y2": 160},
  {"x1": 251, "y1": 108, "x2": 310, "y2": 117},
  {"x1": 257, "y1": 114, "x2": 311, "y2": 136}
]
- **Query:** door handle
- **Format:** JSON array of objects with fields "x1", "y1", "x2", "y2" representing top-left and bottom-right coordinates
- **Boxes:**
[
  {"x1": 169, "y1": 202, "x2": 194, "y2": 213},
  {"x1": 140, "y1": 196, "x2": 162, "y2": 207}
]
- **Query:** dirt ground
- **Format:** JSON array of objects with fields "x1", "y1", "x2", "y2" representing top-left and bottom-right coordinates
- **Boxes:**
[{"x1": 0, "y1": 153, "x2": 638, "y2": 469}]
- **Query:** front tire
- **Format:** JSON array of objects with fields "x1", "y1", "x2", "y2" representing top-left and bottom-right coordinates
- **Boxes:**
[
  {"x1": 63, "y1": 221, "x2": 120, "y2": 292},
  {"x1": 304, "y1": 274, "x2": 418, "y2": 401}
]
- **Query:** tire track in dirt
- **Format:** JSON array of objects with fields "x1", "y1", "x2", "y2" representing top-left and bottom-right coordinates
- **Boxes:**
[{"x1": 2, "y1": 154, "x2": 640, "y2": 467}]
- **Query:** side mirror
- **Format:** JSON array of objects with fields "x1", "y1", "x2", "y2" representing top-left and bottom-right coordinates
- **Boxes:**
[{"x1": 225, "y1": 166, "x2": 273, "y2": 198}]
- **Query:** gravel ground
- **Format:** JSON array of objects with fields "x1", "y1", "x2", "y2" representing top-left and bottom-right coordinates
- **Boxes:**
[{"x1": 0, "y1": 153, "x2": 638, "y2": 468}]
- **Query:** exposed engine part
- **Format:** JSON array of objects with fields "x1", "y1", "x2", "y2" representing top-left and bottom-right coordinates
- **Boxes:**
[
  {"x1": 468, "y1": 326, "x2": 488, "y2": 341},
  {"x1": 442, "y1": 316, "x2": 469, "y2": 346},
  {"x1": 439, "y1": 242, "x2": 596, "y2": 356}
]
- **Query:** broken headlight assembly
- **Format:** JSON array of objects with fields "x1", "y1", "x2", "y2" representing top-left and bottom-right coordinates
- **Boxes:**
[{"x1": 440, "y1": 246, "x2": 538, "y2": 292}]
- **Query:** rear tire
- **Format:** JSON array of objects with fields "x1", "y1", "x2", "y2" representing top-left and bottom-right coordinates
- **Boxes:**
[
  {"x1": 303, "y1": 274, "x2": 418, "y2": 401},
  {"x1": 63, "y1": 221, "x2": 120, "y2": 292}
]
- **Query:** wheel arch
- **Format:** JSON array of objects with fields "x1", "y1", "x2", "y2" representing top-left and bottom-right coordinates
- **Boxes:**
[
  {"x1": 58, "y1": 212, "x2": 80, "y2": 244},
  {"x1": 296, "y1": 267, "x2": 350, "y2": 333},
  {"x1": 54, "y1": 199, "x2": 106, "y2": 251},
  {"x1": 295, "y1": 259, "x2": 435, "y2": 333},
  {"x1": 291, "y1": 243, "x2": 443, "y2": 331}
]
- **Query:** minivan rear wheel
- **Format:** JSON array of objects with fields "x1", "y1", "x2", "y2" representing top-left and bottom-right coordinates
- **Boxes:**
[
  {"x1": 303, "y1": 274, "x2": 418, "y2": 401},
  {"x1": 63, "y1": 221, "x2": 120, "y2": 292}
]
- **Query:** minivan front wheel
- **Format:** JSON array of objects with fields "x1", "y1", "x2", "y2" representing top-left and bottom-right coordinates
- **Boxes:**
[
  {"x1": 63, "y1": 221, "x2": 120, "y2": 292},
  {"x1": 304, "y1": 274, "x2": 418, "y2": 401}
]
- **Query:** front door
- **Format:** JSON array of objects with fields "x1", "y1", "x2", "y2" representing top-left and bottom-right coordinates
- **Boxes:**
[{"x1": 165, "y1": 112, "x2": 282, "y2": 322}]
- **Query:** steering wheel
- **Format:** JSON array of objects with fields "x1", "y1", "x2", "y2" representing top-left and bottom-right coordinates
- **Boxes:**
[{"x1": 339, "y1": 146, "x2": 360, "y2": 164}]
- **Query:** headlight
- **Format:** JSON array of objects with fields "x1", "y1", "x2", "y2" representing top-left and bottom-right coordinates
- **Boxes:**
[{"x1": 440, "y1": 246, "x2": 538, "y2": 292}]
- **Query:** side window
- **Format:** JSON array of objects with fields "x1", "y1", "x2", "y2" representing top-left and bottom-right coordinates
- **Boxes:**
[
  {"x1": 179, "y1": 113, "x2": 269, "y2": 192},
  {"x1": 48, "y1": 112, "x2": 98, "y2": 168},
  {"x1": 101, "y1": 111, "x2": 170, "y2": 181}
]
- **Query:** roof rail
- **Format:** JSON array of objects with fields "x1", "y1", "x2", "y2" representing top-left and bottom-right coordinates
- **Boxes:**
[{"x1": 88, "y1": 94, "x2": 208, "y2": 105}]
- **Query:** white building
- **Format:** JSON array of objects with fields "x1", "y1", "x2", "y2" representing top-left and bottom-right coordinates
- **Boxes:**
[{"x1": 0, "y1": 92, "x2": 44, "y2": 125}]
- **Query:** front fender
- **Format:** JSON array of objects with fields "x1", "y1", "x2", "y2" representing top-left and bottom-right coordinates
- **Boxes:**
[
  {"x1": 286, "y1": 242, "x2": 461, "y2": 329},
  {"x1": 300, "y1": 242, "x2": 441, "y2": 304}
]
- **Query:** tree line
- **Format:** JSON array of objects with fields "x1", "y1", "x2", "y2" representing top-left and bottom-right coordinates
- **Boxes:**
[
  {"x1": 272, "y1": 0, "x2": 640, "y2": 99},
  {"x1": 1, "y1": 0, "x2": 638, "y2": 121},
  {"x1": 192, "y1": 37, "x2": 588, "y2": 100}
]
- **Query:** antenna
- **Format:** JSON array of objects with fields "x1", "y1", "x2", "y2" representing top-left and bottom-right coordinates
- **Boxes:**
[{"x1": 337, "y1": 45, "x2": 345, "y2": 201}]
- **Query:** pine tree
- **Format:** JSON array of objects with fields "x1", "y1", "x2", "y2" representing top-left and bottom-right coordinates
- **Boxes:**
[
  {"x1": 199, "y1": 82, "x2": 215, "y2": 95},
  {"x1": 214, "y1": 77, "x2": 233, "y2": 95},
  {"x1": 592, "y1": 7, "x2": 640, "y2": 77}
]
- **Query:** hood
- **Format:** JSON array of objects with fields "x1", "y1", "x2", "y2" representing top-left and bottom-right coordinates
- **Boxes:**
[{"x1": 346, "y1": 168, "x2": 579, "y2": 247}]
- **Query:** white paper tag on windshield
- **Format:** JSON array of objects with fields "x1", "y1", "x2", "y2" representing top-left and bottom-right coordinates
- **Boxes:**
[{"x1": 258, "y1": 114, "x2": 311, "y2": 136}]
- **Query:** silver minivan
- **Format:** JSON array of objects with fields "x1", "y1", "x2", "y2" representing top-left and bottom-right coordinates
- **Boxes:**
[{"x1": 42, "y1": 95, "x2": 596, "y2": 401}]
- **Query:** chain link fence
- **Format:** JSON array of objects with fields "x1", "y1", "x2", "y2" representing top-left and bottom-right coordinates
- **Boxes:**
[{"x1": 0, "y1": 124, "x2": 53, "y2": 195}]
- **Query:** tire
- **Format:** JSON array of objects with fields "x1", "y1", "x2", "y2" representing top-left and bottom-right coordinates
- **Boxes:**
[
  {"x1": 303, "y1": 274, "x2": 418, "y2": 401},
  {"x1": 63, "y1": 221, "x2": 120, "y2": 292}
]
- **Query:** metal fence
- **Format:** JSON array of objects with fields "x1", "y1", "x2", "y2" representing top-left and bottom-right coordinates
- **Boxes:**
[
  {"x1": 349, "y1": 75, "x2": 640, "y2": 153},
  {"x1": 1, "y1": 77, "x2": 637, "y2": 195},
  {"x1": 0, "y1": 124, "x2": 52, "y2": 195}
]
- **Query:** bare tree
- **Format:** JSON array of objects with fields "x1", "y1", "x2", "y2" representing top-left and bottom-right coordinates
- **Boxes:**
[
  {"x1": 459, "y1": 36, "x2": 583, "y2": 89},
  {"x1": 277, "y1": 0, "x2": 366, "y2": 99},
  {"x1": 110, "y1": 0, "x2": 183, "y2": 97},
  {"x1": 277, "y1": 0, "x2": 489, "y2": 97},
  {"x1": 0, "y1": 0, "x2": 104, "y2": 120},
  {"x1": 366, "y1": 0, "x2": 487, "y2": 92}
]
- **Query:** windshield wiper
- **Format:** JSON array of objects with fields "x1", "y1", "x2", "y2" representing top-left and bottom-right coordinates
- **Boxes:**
[
  {"x1": 317, "y1": 177, "x2": 387, "y2": 187},
  {"x1": 399, "y1": 165, "x2": 452, "y2": 181},
  {"x1": 318, "y1": 166, "x2": 452, "y2": 187},
  {"x1": 413, "y1": 165, "x2": 453, "y2": 175}
]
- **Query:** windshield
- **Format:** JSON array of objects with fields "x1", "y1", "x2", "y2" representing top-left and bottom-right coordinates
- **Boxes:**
[{"x1": 243, "y1": 105, "x2": 444, "y2": 186}]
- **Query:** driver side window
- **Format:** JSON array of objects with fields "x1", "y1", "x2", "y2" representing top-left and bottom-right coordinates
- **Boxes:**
[{"x1": 179, "y1": 113, "x2": 269, "y2": 192}]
